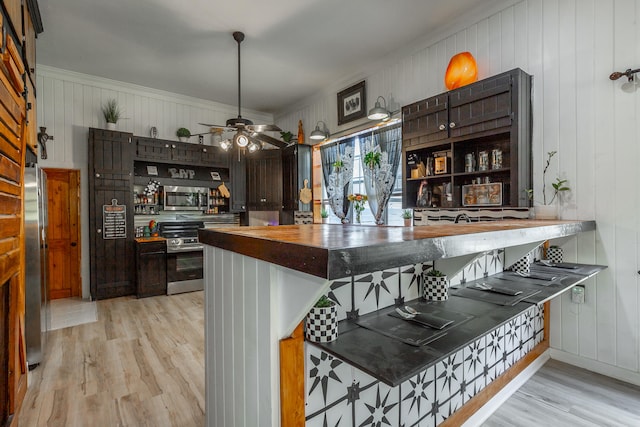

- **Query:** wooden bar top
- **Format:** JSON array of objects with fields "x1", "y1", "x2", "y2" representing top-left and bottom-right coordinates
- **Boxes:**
[{"x1": 198, "y1": 220, "x2": 595, "y2": 279}]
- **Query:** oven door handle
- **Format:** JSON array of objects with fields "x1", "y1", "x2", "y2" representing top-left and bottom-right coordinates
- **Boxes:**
[{"x1": 166, "y1": 245, "x2": 204, "y2": 253}]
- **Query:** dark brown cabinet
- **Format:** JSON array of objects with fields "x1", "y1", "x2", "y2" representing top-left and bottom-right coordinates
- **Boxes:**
[
  {"x1": 246, "y1": 150, "x2": 282, "y2": 211},
  {"x1": 402, "y1": 68, "x2": 531, "y2": 209},
  {"x1": 228, "y1": 147, "x2": 247, "y2": 212},
  {"x1": 135, "y1": 240, "x2": 167, "y2": 298},
  {"x1": 281, "y1": 144, "x2": 312, "y2": 224},
  {"x1": 88, "y1": 128, "x2": 136, "y2": 300},
  {"x1": 134, "y1": 137, "x2": 229, "y2": 167}
]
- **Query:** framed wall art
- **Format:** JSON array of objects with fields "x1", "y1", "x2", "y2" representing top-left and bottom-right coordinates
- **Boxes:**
[{"x1": 337, "y1": 80, "x2": 366, "y2": 125}]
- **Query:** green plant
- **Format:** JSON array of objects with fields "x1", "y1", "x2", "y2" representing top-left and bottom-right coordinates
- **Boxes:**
[
  {"x1": 525, "y1": 151, "x2": 571, "y2": 205},
  {"x1": 425, "y1": 269, "x2": 445, "y2": 277},
  {"x1": 177, "y1": 127, "x2": 191, "y2": 138},
  {"x1": 280, "y1": 131, "x2": 293, "y2": 143},
  {"x1": 364, "y1": 151, "x2": 381, "y2": 169},
  {"x1": 315, "y1": 295, "x2": 334, "y2": 308},
  {"x1": 402, "y1": 209, "x2": 412, "y2": 219},
  {"x1": 102, "y1": 99, "x2": 121, "y2": 123},
  {"x1": 332, "y1": 159, "x2": 344, "y2": 169},
  {"x1": 320, "y1": 208, "x2": 329, "y2": 218}
]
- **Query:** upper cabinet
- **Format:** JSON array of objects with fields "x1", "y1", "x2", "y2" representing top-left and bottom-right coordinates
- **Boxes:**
[
  {"x1": 134, "y1": 137, "x2": 228, "y2": 167},
  {"x1": 402, "y1": 68, "x2": 532, "y2": 210}
]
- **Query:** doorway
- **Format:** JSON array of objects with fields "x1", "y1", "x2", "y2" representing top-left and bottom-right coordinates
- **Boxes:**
[{"x1": 44, "y1": 169, "x2": 81, "y2": 300}]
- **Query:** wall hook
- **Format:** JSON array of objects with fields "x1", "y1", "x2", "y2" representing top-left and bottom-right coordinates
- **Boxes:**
[
  {"x1": 37, "y1": 127, "x2": 54, "y2": 159},
  {"x1": 609, "y1": 68, "x2": 640, "y2": 82}
]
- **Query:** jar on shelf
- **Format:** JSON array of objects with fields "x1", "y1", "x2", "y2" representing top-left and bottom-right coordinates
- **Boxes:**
[
  {"x1": 465, "y1": 153, "x2": 475, "y2": 172},
  {"x1": 491, "y1": 149, "x2": 503, "y2": 170},
  {"x1": 478, "y1": 151, "x2": 489, "y2": 171}
]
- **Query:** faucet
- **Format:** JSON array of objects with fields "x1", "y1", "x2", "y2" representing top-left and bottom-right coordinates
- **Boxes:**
[{"x1": 454, "y1": 213, "x2": 471, "y2": 223}]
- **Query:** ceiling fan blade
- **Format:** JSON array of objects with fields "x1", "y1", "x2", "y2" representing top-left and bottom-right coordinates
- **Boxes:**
[
  {"x1": 251, "y1": 132, "x2": 287, "y2": 149},
  {"x1": 198, "y1": 123, "x2": 235, "y2": 132},
  {"x1": 246, "y1": 124, "x2": 282, "y2": 133}
]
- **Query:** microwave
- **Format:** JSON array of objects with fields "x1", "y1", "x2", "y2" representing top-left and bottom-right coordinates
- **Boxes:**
[{"x1": 163, "y1": 186, "x2": 209, "y2": 211}]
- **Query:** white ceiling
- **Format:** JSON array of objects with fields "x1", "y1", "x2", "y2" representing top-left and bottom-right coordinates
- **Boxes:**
[{"x1": 36, "y1": 0, "x2": 510, "y2": 115}]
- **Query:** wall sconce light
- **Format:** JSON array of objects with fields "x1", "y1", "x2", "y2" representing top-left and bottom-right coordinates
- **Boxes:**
[
  {"x1": 310, "y1": 121, "x2": 329, "y2": 140},
  {"x1": 367, "y1": 96, "x2": 390, "y2": 120},
  {"x1": 37, "y1": 126, "x2": 54, "y2": 159}
]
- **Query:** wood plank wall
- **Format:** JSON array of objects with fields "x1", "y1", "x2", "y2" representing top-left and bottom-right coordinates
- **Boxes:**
[
  {"x1": 0, "y1": 0, "x2": 41, "y2": 424},
  {"x1": 275, "y1": 0, "x2": 640, "y2": 384}
]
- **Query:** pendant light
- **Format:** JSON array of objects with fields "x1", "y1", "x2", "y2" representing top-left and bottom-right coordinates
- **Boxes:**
[
  {"x1": 367, "y1": 96, "x2": 390, "y2": 121},
  {"x1": 310, "y1": 121, "x2": 329, "y2": 141}
]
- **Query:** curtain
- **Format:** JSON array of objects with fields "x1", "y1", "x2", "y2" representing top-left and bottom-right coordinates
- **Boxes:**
[
  {"x1": 320, "y1": 137, "x2": 356, "y2": 223},
  {"x1": 358, "y1": 124, "x2": 402, "y2": 224}
]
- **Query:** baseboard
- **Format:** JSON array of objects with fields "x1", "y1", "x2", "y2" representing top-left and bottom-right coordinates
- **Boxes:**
[
  {"x1": 550, "y1": 348, "x2": 640, "y2": 387},
  {"x1": 461, "y1": 349, "x2": 551, "y2": 427}
]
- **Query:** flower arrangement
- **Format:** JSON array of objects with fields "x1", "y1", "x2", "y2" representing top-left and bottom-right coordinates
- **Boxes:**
[{"x1": 348, "y1": 193, "x2": 368, "y2": 223}]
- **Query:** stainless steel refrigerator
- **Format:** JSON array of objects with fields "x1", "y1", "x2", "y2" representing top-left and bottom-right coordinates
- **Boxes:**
[{"x1": 24, "y1": 160, "x2": 49, "y2": 369}]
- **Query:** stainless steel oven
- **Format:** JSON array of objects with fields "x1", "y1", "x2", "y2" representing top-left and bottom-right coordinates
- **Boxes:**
[
  {"x1": 160, "y1": 221, "x2": 204, "y2": 295},
  {"x1": 163, "y1": 186, "x2": 209, "y2": 211}
]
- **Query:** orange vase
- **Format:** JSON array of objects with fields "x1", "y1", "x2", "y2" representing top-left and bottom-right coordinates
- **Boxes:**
[{"x1": 444, "y1": 52, "x2": 478, "y2": 90}]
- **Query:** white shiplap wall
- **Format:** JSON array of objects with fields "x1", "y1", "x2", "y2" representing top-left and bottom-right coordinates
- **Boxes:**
[
  {"x1": 36, "y1": 65, "x2": 273, "y2": 298},
  {"x1": 276, "y1": 0, "x2": 640, "y2": 383}
]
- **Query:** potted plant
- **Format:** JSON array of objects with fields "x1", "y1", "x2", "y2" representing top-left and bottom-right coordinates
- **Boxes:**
[
  {"x1": 332, "y1": 159, "x2": 344, "y2": 171},
  {"x1": 177, "y1": 127, "x2": 191, "y2": 142},
  {"x1": 280, "y1": 131, "x2": 294, "y2": 144},
  {"x1": 402, "y1": 209, "x2": 412, "y2": 226},
  {"x1": 363, "y1": 151, "x2": 381, "y2": 170},
  {"x1": 102, "y1": 99, "x2": 121, "y2": 130},
  {"x1": 305, "y1": 295, "x2": 338, "y2": 343},
  {"x1": 528, "y1": 151, "x2": 571, "y2": 219},
  {"x1": 423, "y1": 269, "x2": 449, "y2": 301},
  {"x1": 320, "y1": 208, "x2": 329, "y2": 223},
  {"x1": 546, "y1": 245, "x2": 563, "y2": 264}
]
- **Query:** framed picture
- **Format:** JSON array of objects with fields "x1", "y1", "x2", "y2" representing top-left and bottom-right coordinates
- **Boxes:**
[{"x1": 337, "y1": 81, "x2": 366, "y2": 125}]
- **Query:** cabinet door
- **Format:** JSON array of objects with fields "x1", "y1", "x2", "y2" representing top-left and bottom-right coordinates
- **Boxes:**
[
  {"x1": 281, "y1": 145, "x2": 297, "y2": 211},
  {"x1": 448, "y1": 72, "x2": 513, "y2": 139},
  {"x1": 136, "y1": 242, "x2": 167, "y2": 298},
  {"x1": 264, "y1": 152, "x2": 282, "y2": 210},
  {"x1": 135, "y1": 137, "x2": 172, "y2": 161},
  {"x1": 89, "y1": 129, "x2": 135, "y2": 300},
  {"x1": 229, "y1": 147, "x2": 247, "y2": 212},
  {"x1": 201, "y1": 146, "x2": 229, "y2": 167},
  {"x1": 402, "y1": 94, "x2": 448, "y2": 145},
  {"x1": 171, "y1": 141, "x2": 202, "y2": 164}
]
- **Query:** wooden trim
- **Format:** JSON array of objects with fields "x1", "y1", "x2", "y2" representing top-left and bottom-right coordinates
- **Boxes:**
[{"x1": 280, "y1": 321, "x2": 305, "y2": 427}]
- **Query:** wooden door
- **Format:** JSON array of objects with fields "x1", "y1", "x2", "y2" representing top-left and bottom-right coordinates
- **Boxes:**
[{"x1": 44, "y1": 169, "x2": 81, "y2": 300}]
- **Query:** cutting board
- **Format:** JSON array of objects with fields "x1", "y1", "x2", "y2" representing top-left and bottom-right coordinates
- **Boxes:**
[{"x1": 299, "y1": 178, "x2": 312, "y2": 204}]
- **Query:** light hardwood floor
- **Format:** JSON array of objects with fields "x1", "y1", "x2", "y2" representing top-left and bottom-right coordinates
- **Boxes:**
[
  {"x1": 18, "y1": 292, "x2": 205, "y2": 427},
  {"x1": 482, "y1": 358, "x2": 640, "y2": 426},
  {"x1": 18, "y1": 292, "x2": 640, "y2": 427}
]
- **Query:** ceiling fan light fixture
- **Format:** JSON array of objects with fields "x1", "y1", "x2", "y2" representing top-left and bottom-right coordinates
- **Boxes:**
[
  {"x1": 220, "y1": 139, "x2": 232, "y2": 151},
  {"x1": 310, "y1": 120, "x2": 329, "y2": 140},
  {"x1": 368, "y1": 96, "x2": 390, "y2": 120},
  {"x1": 247, "y1": 141, "x2": 260, "y2": 153},
  {"x1": 234, "y1": 132, "x2": 250, "y2": 148}
]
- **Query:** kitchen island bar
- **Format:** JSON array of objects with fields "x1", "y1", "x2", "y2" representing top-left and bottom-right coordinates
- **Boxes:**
[{"x1": 199, "y1": 220, "x2": 596, "y2": 426}]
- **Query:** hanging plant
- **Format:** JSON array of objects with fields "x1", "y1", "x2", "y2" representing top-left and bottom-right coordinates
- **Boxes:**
[
  {"x1": 364, "y1": 151, "x2": 381, "y2": 170},
  {"x1": 332, "y1": 159, "x2": 344, "y2": 170}
]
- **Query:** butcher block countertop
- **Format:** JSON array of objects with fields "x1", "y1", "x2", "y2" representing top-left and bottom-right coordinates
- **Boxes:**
[{"x1": 198, "y1": 220, "x2": 596, "y2": 280}]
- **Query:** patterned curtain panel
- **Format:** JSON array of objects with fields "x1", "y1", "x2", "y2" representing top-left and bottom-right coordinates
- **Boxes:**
[
  {"x1": 359, "y1": 125, "x2": 402, "y2": 224},
  {"x1": 320, "y1": 137, "x2": 356, "y2": 223}
]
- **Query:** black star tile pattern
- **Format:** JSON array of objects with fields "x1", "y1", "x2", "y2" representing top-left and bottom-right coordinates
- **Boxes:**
[{"x1": 305, "y1": 265, "x2": 544, "y2": 426}]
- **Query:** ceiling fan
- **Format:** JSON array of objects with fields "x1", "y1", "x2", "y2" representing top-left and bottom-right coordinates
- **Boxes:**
[{"x1": 198, "y1": 31, "x2": 286, "y2": 153}]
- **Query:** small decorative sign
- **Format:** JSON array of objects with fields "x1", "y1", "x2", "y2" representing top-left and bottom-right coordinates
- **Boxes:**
[
  {"x1": 146, "y1": 165, "x2": 158, "y2": 176},
  {"x1": 103, "y1": 199, "x2": 126, "y2": 239},
  {"x1": 168, "y1": 167, "x2": 196, "y2": 179},
  {"x1": 210, "y1": 171, "x2": 221, "y2": 181}
]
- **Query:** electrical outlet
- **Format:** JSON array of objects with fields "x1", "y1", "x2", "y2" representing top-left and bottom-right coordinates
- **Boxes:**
[{"x1": 571, "y1": 285, "x2": 585, "y2": 304}]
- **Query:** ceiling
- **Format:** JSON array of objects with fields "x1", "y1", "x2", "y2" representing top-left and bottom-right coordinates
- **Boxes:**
[{"x1": 36, "y1": 0, "x2": 510, "y2": 115}]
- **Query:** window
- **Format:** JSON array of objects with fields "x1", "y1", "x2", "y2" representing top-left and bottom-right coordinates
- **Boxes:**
[{"x1": 320, "y1": 121, "x2": 403, "y2": 225}]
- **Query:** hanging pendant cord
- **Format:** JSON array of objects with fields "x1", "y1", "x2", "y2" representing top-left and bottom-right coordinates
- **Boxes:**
[{"x1": 233, "y1": 31, "x2": 244, "y2": 118}]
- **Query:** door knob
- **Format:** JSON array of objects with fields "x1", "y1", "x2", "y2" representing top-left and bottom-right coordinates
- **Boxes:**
[
  {"x1": 449, "y1": 122, "x2": 456, "y2": 128},
  {"x1": 71, "y1": 242, "x2": 77, "y2": 247},
  {"x1": 439, "y1": 124, "x2": 446, "y2": 131}
]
